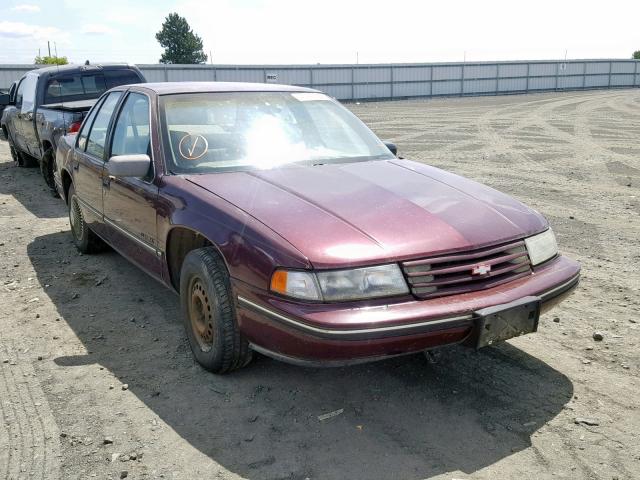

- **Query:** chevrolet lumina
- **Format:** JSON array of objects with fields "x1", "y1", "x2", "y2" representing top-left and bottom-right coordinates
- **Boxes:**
[{"x1": 55, "y1": 82, "x2": 580, "y2": 373}]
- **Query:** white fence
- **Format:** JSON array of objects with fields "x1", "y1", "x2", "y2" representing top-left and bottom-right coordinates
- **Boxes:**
[{"x1": 2, "y1": 59, "x2": 639, "y2": 100}]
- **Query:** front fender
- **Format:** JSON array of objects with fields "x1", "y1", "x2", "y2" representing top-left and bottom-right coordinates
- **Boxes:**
[{"x1": 157, "y1": 175, "x2": 310, "y2": 290}]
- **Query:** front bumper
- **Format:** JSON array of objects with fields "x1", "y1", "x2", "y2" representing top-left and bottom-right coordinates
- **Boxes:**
[{"x1": 235, "y1": 255, "x2": 580, "y2": 365}]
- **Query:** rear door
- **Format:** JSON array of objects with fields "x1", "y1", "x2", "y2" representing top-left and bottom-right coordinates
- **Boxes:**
[
  {"x1": 72, "y1": 90, "x2": 123, "y2": 234},
  {"x1": 102, "y1": 91, "x2": 162, "y2": 278}
]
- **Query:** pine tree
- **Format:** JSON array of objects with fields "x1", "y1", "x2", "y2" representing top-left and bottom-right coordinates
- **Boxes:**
[{"x1": 156, "y1": 13, "x2": 207, "y2": 64}]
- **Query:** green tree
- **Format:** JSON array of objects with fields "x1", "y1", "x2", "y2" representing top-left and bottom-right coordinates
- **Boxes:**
[
  {"x1": 156, "y1": 13, "x2": 207, "y2": 64},
  {"x1": 633, "y1": 50, "x2": 640, "y2": 60},
  {"x1": 34, "y1": 55, "x2": 68, "y2": 65}
]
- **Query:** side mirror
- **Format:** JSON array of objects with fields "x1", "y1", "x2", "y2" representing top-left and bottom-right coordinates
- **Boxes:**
[
  {"x1": 0, "y1": 93, "x2": 10, "y2": 107},
  {"x1": 384, "y1": 141, "x2": 397, "y2": 156},
  {"x1": 107, "y1": 154, "x2": 151, "y2": 178}
]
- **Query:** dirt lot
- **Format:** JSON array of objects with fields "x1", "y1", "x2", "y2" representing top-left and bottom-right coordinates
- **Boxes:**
[{"x1": 1, "y1": 89, "x2": 639, "y2": 480}]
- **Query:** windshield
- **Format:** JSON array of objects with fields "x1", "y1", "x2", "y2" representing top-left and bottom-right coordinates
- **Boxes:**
[{"x1": 159, "y1": 91, "x2": 394, "y2": 173}]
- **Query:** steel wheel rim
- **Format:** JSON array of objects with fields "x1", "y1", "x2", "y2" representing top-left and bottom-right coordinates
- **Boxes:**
[
  {"x1": 189, "y1": 277, "x2": 214, "y2": 352},
  {"x1": 70, "y1": 196, "x2": 84, "y2": 241}
]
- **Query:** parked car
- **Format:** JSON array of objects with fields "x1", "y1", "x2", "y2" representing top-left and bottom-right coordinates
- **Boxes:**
[
  {"x1": 0, "y1": 84, "x2": 14, "y2": 120},
  {"x1": 55, "y1": 82, "x2": 581, "y2": 373},
  {"x1": 0, "y1": 63, "x2": 145, "y2": 193}
]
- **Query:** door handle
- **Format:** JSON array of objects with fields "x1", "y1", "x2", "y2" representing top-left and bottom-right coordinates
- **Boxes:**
[
  {"x1": 102, "y1": 175, "x2": 115, "y2": 188},
  {"x1": 25, "y1": 112, "x2": 33, "y2": 121},
  {"x1": 72, "y1": 162, "x2": 79, "y2": 171}
]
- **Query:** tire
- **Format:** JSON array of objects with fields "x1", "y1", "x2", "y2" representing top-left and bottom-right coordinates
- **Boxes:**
[
  {"x1": 67, "y1": 184, "x2": 106, "y2": 254},
  {"x1": 180, "y1": 247, "x2": 252, "y2": 373},
  {"x1": 41, "y1": 148, "x2": 60, "y2": 197},
  {"x1": 7, "y1": 137, "x2": 25, "y2": 167}
]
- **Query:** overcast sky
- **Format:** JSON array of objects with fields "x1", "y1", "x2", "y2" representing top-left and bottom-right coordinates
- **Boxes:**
[{"x1": 1, "y1": 0, "x2": 638, "y2": 65}]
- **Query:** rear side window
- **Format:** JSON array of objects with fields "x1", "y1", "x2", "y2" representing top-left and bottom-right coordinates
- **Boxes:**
[
  {"x1": 104, "y1": 70, "x2": 143, "y2": 89},
  {"x1": 77, "y1": 95, "x2": 105, "y2": 151},
  {"x1": 44, "y1": 74, "x2": 107, "y2": 104},
  {"x1": 86, "y1": 91, "x2": 122, "y2": 159}
]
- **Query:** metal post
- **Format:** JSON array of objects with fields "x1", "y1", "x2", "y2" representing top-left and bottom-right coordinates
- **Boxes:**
[
  {"x1": 389, "y1": 65, "x2": 394, "y2": 99},
  {"x1": 460, "y1": 63, "x2": 465, "y2": 96},
  {"x1": 582, "y1": 62, "x2": 586, "y2": 89},
  {"x1": 351, "y1": 66, "x2": 355, "y2": 101},
  {"x1": 555, "y1": 62, "x2": 559, "y2": 91},
  {"x1": 525, "y1": 63, "x2": 530, "y2": 92},
  {"x1": 164, "y1": 64, "x2": 168, "y2": 82},
  {"x1": 608, "y1": 61, "x2": 612, "y2": 89},
  {"x1": 635, "y1": 61, "x2": 639, "y2": 87},
  {"x1": 263, "y1": 68, "x2": 267, "y2": 83},
  {"x1": 309, "y1": 67, "x2": 313, "y2": 89},
  {"x1": 428, "y1": 67, "x2": 433, "y2": 97},
  {"x1": 495, "y1": 64, "x2": 499, "y2": 96}
]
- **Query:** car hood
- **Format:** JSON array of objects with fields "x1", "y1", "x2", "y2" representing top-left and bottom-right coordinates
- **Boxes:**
[{"x1": 184, "y1": 159, "x2": 547, "y2": 268}]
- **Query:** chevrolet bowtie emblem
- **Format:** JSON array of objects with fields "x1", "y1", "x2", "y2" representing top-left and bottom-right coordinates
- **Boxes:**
[{"x1": 472, "y1": 264, "x2": 491, "y2": 275}]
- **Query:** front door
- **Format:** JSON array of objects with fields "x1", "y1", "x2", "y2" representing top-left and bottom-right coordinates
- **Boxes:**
[
  {"x1": 102, "y1": 91, "x2": 162, "y2": 279},
  {"x1": 72, "y1": 91, "x2": 122, "y2": 234},
  {"x1": 18, "y1": 73, "x2": 40, "y2": 157}
]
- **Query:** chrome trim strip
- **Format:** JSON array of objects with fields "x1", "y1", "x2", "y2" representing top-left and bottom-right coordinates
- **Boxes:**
[
  {"x1": 237, "y1": 296, "x2": 473, "y2": 337},
  {"x1": 75, "y1": 196, "x2": 102, "y2": 218},
  {"x1": 103, "y1": 217, "x2": 158, "y2": 255},
  {"x1": 539, "y1": 274, "x2": 580, "y2": 302}
]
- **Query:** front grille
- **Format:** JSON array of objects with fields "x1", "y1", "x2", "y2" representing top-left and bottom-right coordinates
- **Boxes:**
[{"x1": 401, "y1": 240, "x2": 532, "y2": 300}]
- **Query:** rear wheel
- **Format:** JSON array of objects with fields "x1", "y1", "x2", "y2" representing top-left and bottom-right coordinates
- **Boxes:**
[
  {"x1": 180, "y1": 247, "x2": 252, "y2": 373},
  {"x1": 67, "y1": 184, "x2": 106, "y2": 253},
  {"x1": 41, "y1": 148, "x2": 60, "y2": 197}
]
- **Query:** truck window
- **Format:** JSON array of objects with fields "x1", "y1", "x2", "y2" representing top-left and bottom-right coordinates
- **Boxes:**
[
  {"x1": 105, "y1": 70, "x2": 143, "y2": 89},
  {"x1": 21, "y1": 73, "x2": 38, "y2": 113},
  {"x1": 14, "y1": 79, "x2": 25, "y2": 108},
  {"x1": 86, "y1": 91, "x2": 122, "y2": 159},
  {"x1": 44, "y1": 74, "x2": 107, "y2": 104}
]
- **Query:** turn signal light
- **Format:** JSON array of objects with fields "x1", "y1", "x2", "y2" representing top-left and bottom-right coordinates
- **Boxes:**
[{"x1": 270, "y1": 270, "x2": 288, "y2": 294}]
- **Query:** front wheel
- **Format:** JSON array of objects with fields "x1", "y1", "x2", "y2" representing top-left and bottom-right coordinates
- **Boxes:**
[
  {"x1": 180, "y1": 247, "x2": 252, "y2": 373},
  {"x1": 67, "y1": 184, "x2": 106, "y2": 253}
]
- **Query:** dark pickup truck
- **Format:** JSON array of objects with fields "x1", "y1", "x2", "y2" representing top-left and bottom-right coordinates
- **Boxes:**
[{"x1": 0, "y1": 63, "x2": 145, "y2": 192}]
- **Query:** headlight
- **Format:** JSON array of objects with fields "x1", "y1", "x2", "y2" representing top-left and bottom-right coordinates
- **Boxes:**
[
  {"x1": 525, "y1": 228, "x2": 558, "y2": 266},
  {"x1": 270, "y1": 264, "x2": 409, "y2": 301}
]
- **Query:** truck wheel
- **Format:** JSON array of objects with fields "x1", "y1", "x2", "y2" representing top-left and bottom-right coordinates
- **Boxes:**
[
  {"x1": 180, "y1": 247, "x2": 252, "y2": 374},
  {"x1": 67, "y1": 184, "x2": 106, "y2": 254},
  {"x1": 41, "y1": 148, "x2": 60, "y2": 197},
  {"x1": 7, "y1": 137, "x2": 26, "y2": 167}
]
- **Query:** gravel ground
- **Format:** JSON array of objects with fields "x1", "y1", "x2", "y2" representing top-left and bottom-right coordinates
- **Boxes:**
[{"x1": 0, "y1": 89, "x2": 639, "y2": 480}]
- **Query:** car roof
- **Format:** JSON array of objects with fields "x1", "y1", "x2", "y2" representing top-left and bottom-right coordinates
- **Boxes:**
[
  {"x1": 30, "y1": 63, "x2": 137, "y2": 75},
  {"x1": 134, "y1": 81, "x2": 320, "y2": 95}
]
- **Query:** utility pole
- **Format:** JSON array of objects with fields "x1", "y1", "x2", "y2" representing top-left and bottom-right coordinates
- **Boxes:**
[
  {"x1": 47, "y1": 41, "x2": 51, "y2": 57},
  {"x1": 356, "y1": 51, "x2": 359, "y2": 64},
  {"x1": 54, "y1": 42, "x2": 58, "y2": 58},
  {"x1": 209, "y1": 50, "x2": 212, "y2": 64}
]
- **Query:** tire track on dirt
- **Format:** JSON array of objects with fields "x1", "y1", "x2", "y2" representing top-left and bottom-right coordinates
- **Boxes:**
[{"x1": 0, "y1": 342, "x2": 61, "y2": 480}]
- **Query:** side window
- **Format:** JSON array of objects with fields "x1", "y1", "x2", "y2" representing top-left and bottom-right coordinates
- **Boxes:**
[
  {"x1": 21, "y1": 73, "x2": 38, "y2": 113},
  {"x1": 85, "y1": 91, "x2": 122, "y2": 159},
  {"x1": 15, "y1": 79, "x2": 25, "y2": 108},
  {"x1": 110, "y1": 93, "x2": 151, "y2": 157},
  {"x1": 77, "y1": 95, "x2": 105, "y2": 151}
]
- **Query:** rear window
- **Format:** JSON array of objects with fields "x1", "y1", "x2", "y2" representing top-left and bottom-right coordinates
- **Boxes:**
[
  {"x1": 44, "y1": 74, "x2": 107, "y2": 104},
  {"x1": 105, "y1": 70, "x2": 143, "y2": 89},
  {"x1": 43, "y1": 69, "x2": 143, "y2": 104}
]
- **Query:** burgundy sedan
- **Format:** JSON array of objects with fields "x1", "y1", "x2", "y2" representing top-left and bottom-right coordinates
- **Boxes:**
[{"x1": 55, "y1": 82, "x2": 580, "y2": 373}]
